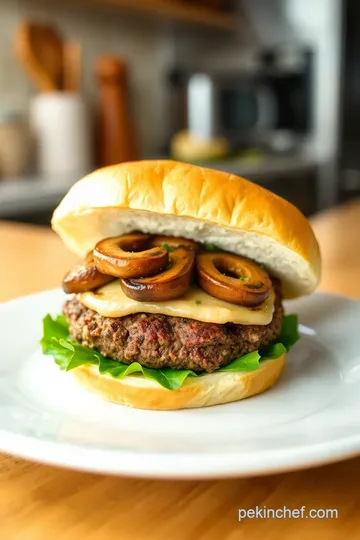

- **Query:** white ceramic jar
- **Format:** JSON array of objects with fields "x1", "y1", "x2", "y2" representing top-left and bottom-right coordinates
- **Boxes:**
[{"x1": 29, "y1": 92, "x2": 92, "y2": 179}]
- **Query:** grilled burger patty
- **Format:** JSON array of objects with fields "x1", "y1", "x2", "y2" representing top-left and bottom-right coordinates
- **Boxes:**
[{"x1": 63, "y1": 286, "x2": 284, "y2": 373}]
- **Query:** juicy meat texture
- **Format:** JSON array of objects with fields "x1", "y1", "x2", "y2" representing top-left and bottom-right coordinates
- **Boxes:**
[{"x1": 63, "y1": 288, "x2": 284, "y2": 373}]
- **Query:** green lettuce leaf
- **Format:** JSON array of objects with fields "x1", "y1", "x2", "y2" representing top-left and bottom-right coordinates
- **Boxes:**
[
  {"x1": 98, "y1": 356, "x2": 196, "y2": 391},
  {"x1": 218, "y1": 351, "x2": 261, "y2": 372},
  {"x1": 40, "y1": 313, "x2": 300, "y2": 391},
  {"x1": 278, "y1": 313, "x2": 300, "y2": 350},
  {"x1": 259, "y1": 342, "x2": 287, "y2": 360}
]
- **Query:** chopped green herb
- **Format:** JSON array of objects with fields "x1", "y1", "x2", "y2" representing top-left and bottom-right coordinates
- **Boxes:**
[
  {"x1": 161, "y1": 243, "x2": 175, "y2": 252},
  {"x1": 165, "y1": 263, "x2": 172, "y2": 271},
  {"x1": 240, "y1": 275, "x2": 249, "y2": 281},
  {"x1": 259, "y1": 263, "x2": 265, "y2": 270},
  {"x1": 203, "y1": 243, "x2": 219, "y2": 252},
  {"x1": 195, "y1": 299, "x2": 202, "y2": 305}
]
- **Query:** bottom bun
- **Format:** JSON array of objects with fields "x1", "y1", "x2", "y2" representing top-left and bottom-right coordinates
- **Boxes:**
[{"x1": 72, "y1": 354, "x2": 286, "y2": 410}]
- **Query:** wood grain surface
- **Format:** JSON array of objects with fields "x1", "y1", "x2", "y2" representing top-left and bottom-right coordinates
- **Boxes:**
[{"x1": 1, "y1": 201, "x2": 360, "y2": 539}]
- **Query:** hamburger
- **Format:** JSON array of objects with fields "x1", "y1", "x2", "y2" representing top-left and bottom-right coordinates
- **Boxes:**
[{"x1": 41, "y1": 160, "x2": 321, "y2": 410}]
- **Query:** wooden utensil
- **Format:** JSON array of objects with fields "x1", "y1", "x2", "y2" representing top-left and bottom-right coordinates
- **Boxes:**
[
  {"x1": 63, "y1": 40, "x2": 82, "y2": 92},
  {"x1": 14, "y1": 21, "x2": 63, "y2": 92},
  {"x1": 95, "y1": 55, "x2": 138, "y2": 166}
]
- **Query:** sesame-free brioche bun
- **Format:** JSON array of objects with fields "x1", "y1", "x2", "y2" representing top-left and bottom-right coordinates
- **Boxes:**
[
  {"x1": 72, "y1": 354, "x2": 286, "y2": 410},
  {"x1": 52, "y1": 160, "x2": 320, "y2": 299}
]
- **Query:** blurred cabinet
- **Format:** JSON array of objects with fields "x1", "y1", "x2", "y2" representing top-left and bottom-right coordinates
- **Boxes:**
[
  {"x1": 88, "y1": 0, "x2": 237, "y2": 29},
  {"x1": 173, "y1": 0, "x2": 234, "y2": 11},
  {"x1": 263, "y1": 173, "x2": 318, "y2": 217},
  {"x1": 338, "y1": 0, "x2": 360, "y2": 202}
]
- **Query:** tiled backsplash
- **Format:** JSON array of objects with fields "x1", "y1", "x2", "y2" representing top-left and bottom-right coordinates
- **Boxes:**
[{"x1": 0, "y1": 0, "x2": 169, "y2": 155}]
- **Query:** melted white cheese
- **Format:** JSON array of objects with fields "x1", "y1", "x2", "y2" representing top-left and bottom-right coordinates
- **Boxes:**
[{"x1": 80, "y1": 281, "x2": 275, "y2": 325}]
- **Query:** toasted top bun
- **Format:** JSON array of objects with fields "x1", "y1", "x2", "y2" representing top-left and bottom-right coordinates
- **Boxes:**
[
  {"x1": 52, "y1": 160, "x2": 320, "y2": 298},
  {"x1": 72, "y1": 353, "x2": 286, "y2": 410}
]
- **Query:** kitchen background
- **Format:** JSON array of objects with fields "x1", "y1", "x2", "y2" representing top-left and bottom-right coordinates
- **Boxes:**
[{"x1": 0, "y1": 0, "x2": 358, "y2": 224}]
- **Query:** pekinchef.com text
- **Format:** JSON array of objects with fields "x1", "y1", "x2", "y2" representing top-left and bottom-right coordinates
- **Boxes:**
[{"x1": 238, "y1": 506, "x2": 339, "y2": 521}]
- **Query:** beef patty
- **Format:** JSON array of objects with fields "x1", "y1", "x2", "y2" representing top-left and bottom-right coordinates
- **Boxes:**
[{"x1": 63, "y1": 286, "x2": 284, "y2": 373}]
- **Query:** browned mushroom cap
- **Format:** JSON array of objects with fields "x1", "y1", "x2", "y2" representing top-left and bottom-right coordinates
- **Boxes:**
[
  {"x1": 93, "y1": 233, "x2": 169, "y2": 279},
  {"x1": 196, "y1": 252, "x2": 272, "y2": 307},
  {"x1": 151, "y1": 235, "x2": 201, "y2": 254},
  {"x1": 62, "y1": 252, "x2": 115, "y2": 294},
  {"x1": 121, "y1": 247, "x2": 195, "y2": 302}
]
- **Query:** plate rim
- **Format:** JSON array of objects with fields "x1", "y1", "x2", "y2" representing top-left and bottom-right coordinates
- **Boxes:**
[{"x1": 1, "y1": 428, "x2": 360, "y2": 479}]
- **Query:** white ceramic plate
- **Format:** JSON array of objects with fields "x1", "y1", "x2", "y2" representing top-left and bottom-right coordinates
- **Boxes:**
[{"x1": 0, "y1": 289, "x2": 359, "y2": 479}]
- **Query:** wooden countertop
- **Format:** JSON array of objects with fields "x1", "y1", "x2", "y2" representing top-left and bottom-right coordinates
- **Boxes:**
[{"x1": 1, "y1": 201, "x2": 360, "y2": 539}]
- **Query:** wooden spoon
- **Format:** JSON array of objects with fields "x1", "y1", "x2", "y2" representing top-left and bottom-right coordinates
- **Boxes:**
[
  {"x1": 14, "y1": 21, "x2": 63, "y2": 92},
  {"x1": 63, "y1": 40, "x2": 82, "y2": 92}
]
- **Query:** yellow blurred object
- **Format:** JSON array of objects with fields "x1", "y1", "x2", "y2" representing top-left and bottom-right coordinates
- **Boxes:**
[
  {"x1": 171, "y1": 129, "x2": 230, "y2": 162},
  {"x1": 237, "y1": 148, "x2": 264, "y2": 164}
]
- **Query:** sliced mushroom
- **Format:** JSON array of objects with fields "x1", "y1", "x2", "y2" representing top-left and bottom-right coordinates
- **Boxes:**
[
  {"x1": 121, "y1": 247, "x2": 195, "y2": 302},
  {"x1": 62, "y1": 252, "x2": 115, "y2": 294},
  {"x1": 151, "y1": 235, "x2": 201, "y2": 254},
  {"x1": 93, "y1": 233, "x2": 169, "y2": 279},
  {"x1": 196, "y1": 252, "x2": 272, "y2": 307}
]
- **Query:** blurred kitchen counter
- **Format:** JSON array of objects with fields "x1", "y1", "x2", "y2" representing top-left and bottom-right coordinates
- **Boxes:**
[
  {"x1": 0, "y1": 151, "x2": 320, "y2": 221},
  {"x1": 0, "y1": 175, "x2": 77, "y2": 219},
  {"x1": 193, "y1": 149, "x2": 319, "y2": 178}
]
